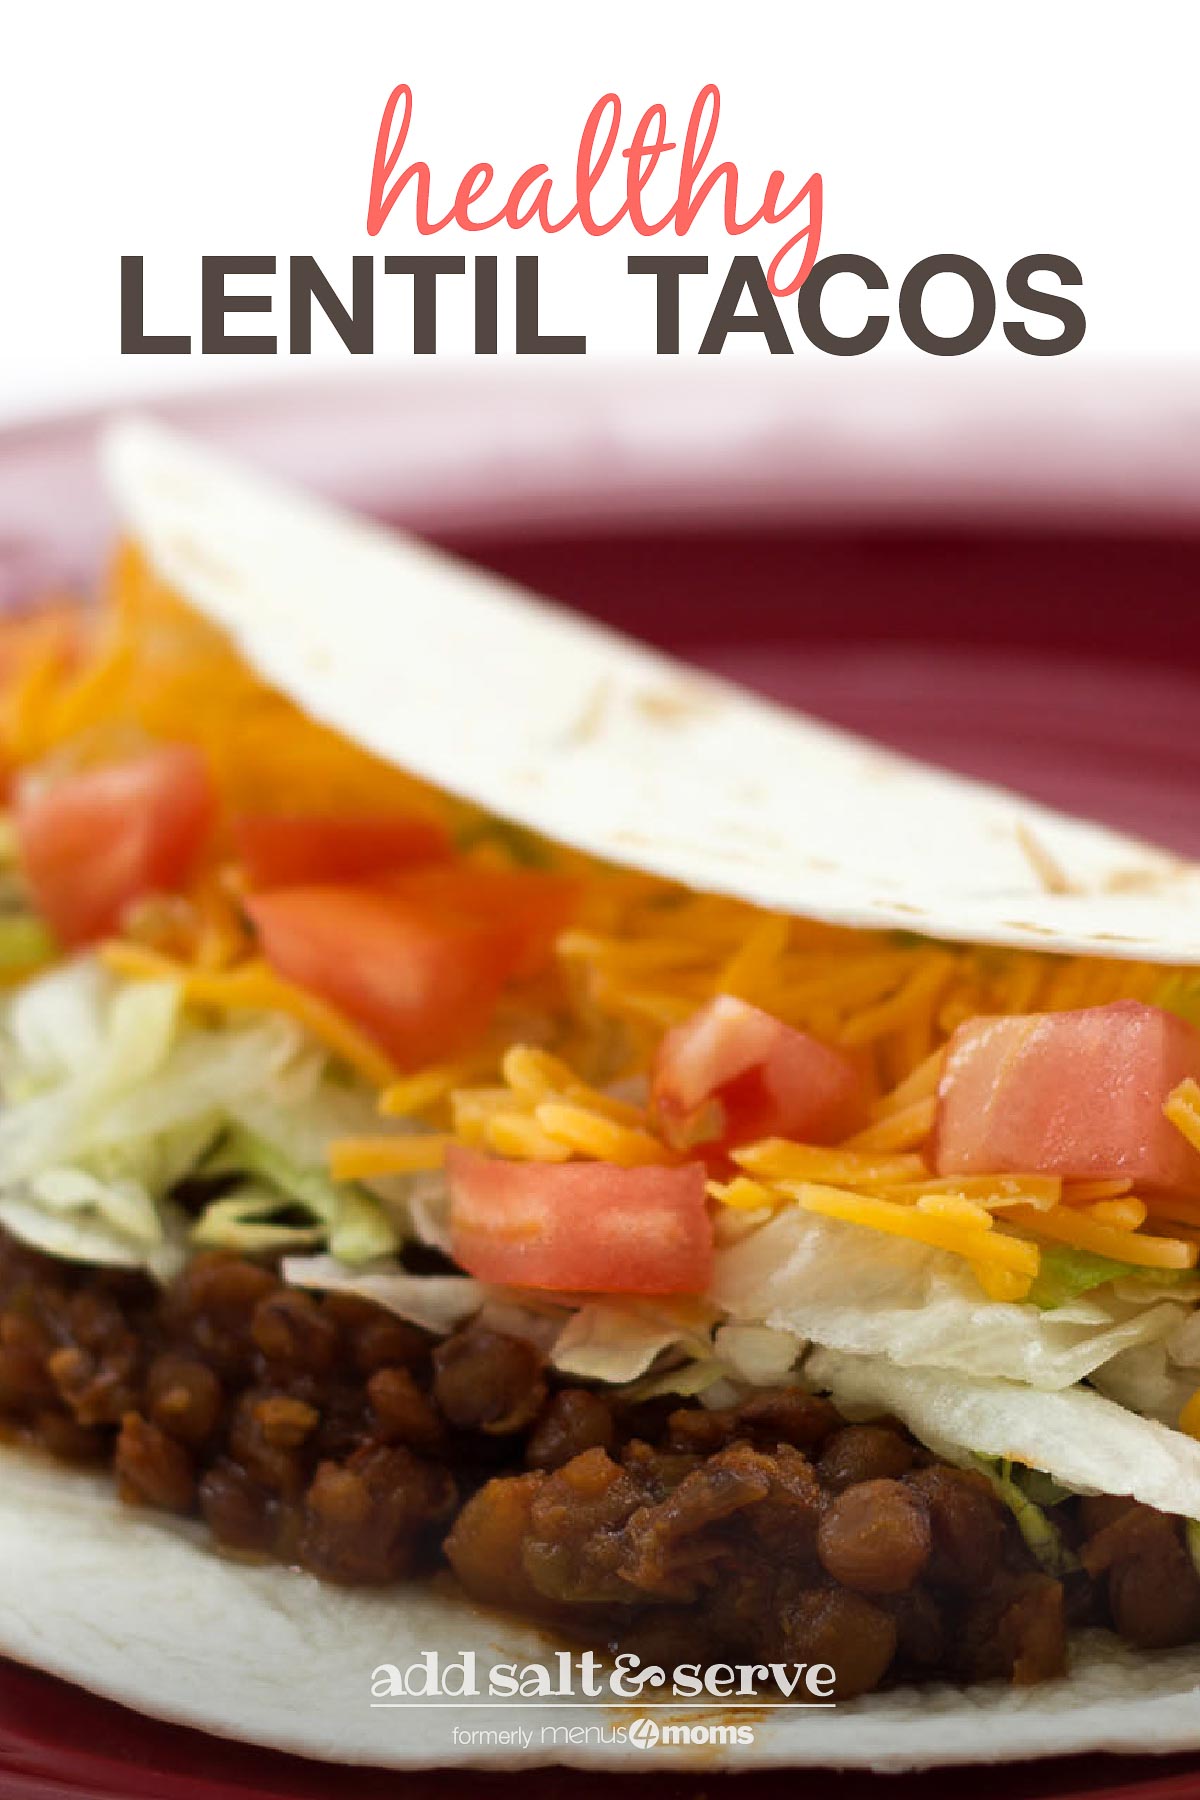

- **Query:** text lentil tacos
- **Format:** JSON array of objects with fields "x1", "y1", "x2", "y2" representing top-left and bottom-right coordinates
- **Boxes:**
[{"x1": 5, "y1": 422, "x2": 1200, "y2": 1770}]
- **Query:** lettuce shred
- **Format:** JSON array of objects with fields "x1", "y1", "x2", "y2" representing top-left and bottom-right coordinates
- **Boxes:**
[
  {"x1": 969, "y1": 1454, "x2": 1080, "y2": 1577},
  {"x1": 0, "y1": 958, "x2": 397, "y2": 1276},
  {"x1": 1028, "y1": 1245, "x2": 1189, "y2": 1311}
]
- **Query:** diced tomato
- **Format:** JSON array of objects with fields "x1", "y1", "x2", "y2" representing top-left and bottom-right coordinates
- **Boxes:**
[
  {"x1": 933, "y1": 999, "x2": 1200, "y2": 1194},
  {"x1": 249, "y1": 862, "x2": 575, "y2": 1069},
  {"x1": 447, "y1": 1146, "x2": 713, "y2": 1294},
  {"x1": 16, "y1": 743, "x2": 215, "y2": 946},
  {"x1": 248, "y1": 884, "x2": 519, "y2": 1068},
  {"x1": 380, "y1": 864, "x2": 578, "y2": 981},
  {"x1": 652, "y1": 995, "x2": 868, "y2": 1152},
  {"x1": 233, "y1": 813, "x2": 451, "y2": 889}
]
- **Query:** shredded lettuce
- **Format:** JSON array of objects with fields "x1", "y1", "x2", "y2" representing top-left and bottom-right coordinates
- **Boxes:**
[
  {"x1": 0, "y1": 915, "x2": 56, "y2": 974},
  {"x1": 1187, "y1": 1518, "x2": 1200, "y2": 1582},
  {"x1": 616, "y1": 1323, "x2": 806, "y2": 1405},
  {"x1": 548, "y1": 1311, "x2": 801, "y2": 1400},
  {"x1": 201, "y1": 1126, "x2": 396, "y2": 1263},
  {"x1": 476, "y1": 1293, "x2": 574, "y2": 1354},
  {"x1": 191, "y1": 1184, "x2": 328, "y2": 1256},
  {"x1": 0, "y1": 958, "x2": 396, "y2": 1275},
  {"x1": 275, "y1": 1266, "x2": 730, "y2": 1382},
  {"x1": 30, "y1": 1162, "x2": 162, "y2": 1244},
  {"x1": 274, "y1": 1266, "x2": 787, "y2": 1401},
  {"x1": 1012, "y1": 1465, "x2": 1074, "y2": 1508},
  {"x1": 405, "y1": 1172, "x2": 453, "y2": 1255},
  {"x1": 549, "y1": 1300, "x2": 716, "y2": 1384},
  {"x1": 714, "y1": 1323, "x2": 805, "y2": 1386},
  {"x1": 2, "y1": 957, "x2": 109, "y2": 1088},
  {"x1": 620, "y1": 1361, "x2": 733, "y2": 1403},
  {"x1": 1089, "y1": 1339, "x2": 1196, "y2": 1425},
  {"x1": 283, "y1": 1253, "x2": 484, "y2": 1334},
  {"x1": 807, "y1": 1346, "x2": 1200, "y2": 1519},
  {"x1": 1090, "y1": 1308, "x2": 1200, "y2": 1425},
  {"x1": 969, "y1": 1454, "x2": 1080, "y2": 1577},
  {"x1": 713, "y1": 1206, "x2": 1184, "y2": 1391},
  {"x1": 227, "y1": 1080, "x2": 383, "y2": 1175},
  {"x1": 1026, "y1": 1245, "x2": 1190, "y2": 1310},
  {"x1": 0, "y1": 1189, "x2": 190, "y2": 1281}
]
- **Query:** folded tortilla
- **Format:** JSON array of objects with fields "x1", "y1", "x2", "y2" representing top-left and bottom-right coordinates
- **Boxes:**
[
  {"x1": 104, "y1": 420, "x2": 1200, "y2": 965},
  {"x1": 3, "y1": 418, "x2": 1200, "y2": 1773}
]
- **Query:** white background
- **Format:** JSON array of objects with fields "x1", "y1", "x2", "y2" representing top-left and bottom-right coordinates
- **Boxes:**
[{"x1": 0, "y1": 0, "x2": 1195, "y2": 424}]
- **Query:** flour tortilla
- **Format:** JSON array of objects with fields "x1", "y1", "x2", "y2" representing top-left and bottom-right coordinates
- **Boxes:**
[
  {"x1": 104, "y1": 417, "x2": 1200, "y2": 966},
  {"x1": 6, "y1": 1443, "x2": 1200, "y2": 1772},
  {"x1": 6, "y1": 420, "x2": 1200, "y2": 1770}
]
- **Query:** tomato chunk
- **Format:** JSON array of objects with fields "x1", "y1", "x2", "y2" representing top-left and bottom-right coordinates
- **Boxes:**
[
  {"x1": 447, "y1": 1147, "x2": 713, "y2": 1293},
  {"x1": 247, "y1": 885, "x2": 518, "y2": 1069},
  {"x1": 652, "y1": 995, "x2": 868, "y2": 1151},
  {"x1": 933, "y1": 999, "x2": 1200, "y2": 1194},
  {"x1": 16, "y1": 743, "x2": 215, "y2": 946},
  {"x1": 380, "y1": 864, "x2": 577, "y2": 981},
  {"x1": 233, "y1": 813, "x2": 451, "y2": 889}
]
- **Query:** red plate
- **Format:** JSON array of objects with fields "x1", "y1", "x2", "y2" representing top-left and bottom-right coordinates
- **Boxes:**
[{"x1": 2, "y1": 377, "x2": 1200, "y2": 1800}]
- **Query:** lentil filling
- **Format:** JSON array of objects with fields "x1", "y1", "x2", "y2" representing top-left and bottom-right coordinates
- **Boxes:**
[{"x1": 3, "y1": 1228, "x2": 1198, "y2": 1699}]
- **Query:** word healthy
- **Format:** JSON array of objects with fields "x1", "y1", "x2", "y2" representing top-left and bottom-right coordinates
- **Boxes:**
[{"x1": 120, "y1": 83, "x2": 1083, "y2": 358}]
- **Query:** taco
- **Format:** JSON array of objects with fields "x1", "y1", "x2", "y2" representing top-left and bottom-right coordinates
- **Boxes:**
[{"x1": 3, "y1": 420, "x2": 1200, "y2": 1771}]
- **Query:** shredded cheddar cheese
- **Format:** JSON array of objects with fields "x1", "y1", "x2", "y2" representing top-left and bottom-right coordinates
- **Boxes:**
[
  {"x1": 843, "y1": 1097, "x2": 938, "y2": 1153},
  {"x1": 792, "y1": 1183, "x2": 1039, "y2": 1282},
  {"x1": 450, "y1": 1087, "x2": 517, "y2": 1147},
  {"x1": 1166, "y1": 1079, "x2": 1200, "y2": 1155},
  {"x1": 914, "y1": 1193, "x2": 995, "y2": 1230},
  {"x1": 328, "y1": 1135, "x2": 453, "y2": 1179},
  {"x1": 1180, "y1": 1389, "x2": 1200, "y2": 1441},
  {"x1": 708, "y1": 1176, "x2": 777, "y2": 1212},
  {"x1": 735, "y1": 1141, "x2": 928, "y2": 1187},
  {"x1": 716, "y1": 912, "x2": 793, "y2": 1000},
  {"x1": 1084, "y1": 1197, "x2": 1148, "y2": 1231},
  {"x1": 501, "y1": 1045, "x2": 646, "y2": 1126},
  {"x1": 484, "y1": 1112, "x2": 575, "y2": 1162},
  {"x1": 1004, "y1": 1203, "x2": 1197, "y2": 1270},
  {"x1": 837, "y1": 953, "x2": 957, "y2": 1050},
  {"x1": 970, "y1": 1263, "x2": 1035, "y2": 1304},
  {"x1": 882, "y1": 1174, "x2": 1062, "y2": 1211},
  {"x1": 869, "y1": 1046, "x2": 946, "y2": 1119},
  {"x1": 533, "y1": 1103, "x2": 674, "y2": 1167},
  {"x1": 379, "y1": 1062, "x2": 485, "y2": 1119},
  {"x1": 1061, "y1": 1178, "x2": 1134, "y2": 1204}
]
